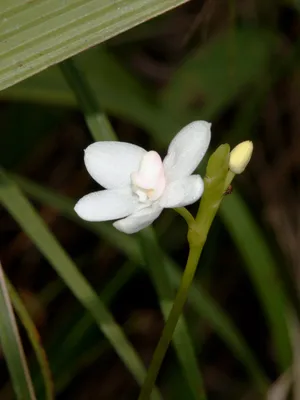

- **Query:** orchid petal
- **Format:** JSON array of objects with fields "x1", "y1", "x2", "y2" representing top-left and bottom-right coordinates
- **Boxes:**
[
  {"x1": 131, "y1": 151, "x2": 164, "y2": 189},
  {"x1": 159, "y1": 175, "x2": 204, "y2": 208},
  {"x1": 74, "y1": 188, "x2": 139, "y2": 221},
  {"x1": 84, "y1": 142, "x2": 146, "y2": 189},
  {"x1": 113, "y1": 205, "x2": 163, "y2": 234},
  {"x1": 163, "y1": 121, "x2": 211, "y2": 181}
]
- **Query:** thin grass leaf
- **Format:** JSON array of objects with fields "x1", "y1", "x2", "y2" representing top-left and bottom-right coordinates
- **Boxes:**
[
  {"x1": 55, "y1": 341, "x2": 109, "y2": 394},
  {"x1": 220, "y1": 192, "x2": 292, "y2": 371},
  {"x1": 0, "y1": 262, "x2": 36, "y2": 400},
  {"x1": 0, "y1": 0, "x2": 189, "y2": 91},
  {"x1": 0, "y1": 48, "x2": 175, "y2": 139},
  {"x1": 5, "y1": 278, "x2": 54, "y2": 400},
  {"x1": 49, "y1": 262, "x2": 136, "y2": 373},
  {"x1": 60, "y1": 59, "x2": 117, "y2": 141},
  {"x1": 33, "y1": 261, "x2": 136, "y2": 397},
  {"x1": 9, "y1": 173, "x2": 269, "y2": 391},
  {"x1": 0, "y1": 173, "x2": 162, "y2": 400},
  {"x1": 161, "y1": 28, "x2": 275, "y2": 120},
  {"x1": 8, "y1": 172, "x2": 142, "y2": 263},
  {"x1": 165, "y1": 258, "x2": 269, "y2": 392},
  {"x1": 139, "y1": 228, "x2": 206, "y2": 400}
]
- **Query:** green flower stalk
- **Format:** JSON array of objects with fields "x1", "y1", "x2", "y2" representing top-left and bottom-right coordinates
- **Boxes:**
[{"x1": 138, "y1": 142, "x2": 253, "y2": 400}]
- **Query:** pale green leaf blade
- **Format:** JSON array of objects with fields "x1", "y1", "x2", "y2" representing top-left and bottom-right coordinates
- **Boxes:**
[
  {"x1": 0, "y1": 173, "x2": 162, "y2": 400},
  {"x1": 0, "y1": 262, "x2": 36, "y2": 400},
  {"x1": 0, "y1": 0, "x2": 189, "y2": 91}
]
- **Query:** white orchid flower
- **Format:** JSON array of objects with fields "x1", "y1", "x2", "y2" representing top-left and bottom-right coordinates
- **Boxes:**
[{"x1": 74, "y1": 121, "x2": 211, "y2": 234}]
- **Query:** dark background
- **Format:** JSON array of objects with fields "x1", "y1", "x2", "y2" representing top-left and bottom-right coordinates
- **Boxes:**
[{"x1": 1, "y1": 1, "x2": 299, "y2": 399}]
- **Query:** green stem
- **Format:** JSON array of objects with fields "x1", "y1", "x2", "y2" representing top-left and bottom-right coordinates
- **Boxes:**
[
  {"x1": 173, "y1": 207, "x2": 195, "y2": 226},
  {"x1": 224, "y1": 170, "x2": 235, "y2": 191},
  {"x1": 139, "y1": 146, "x2": 231, "y2": 399},
  {"x1": 138, "y1": 240, "x2": 204, "y2": 400}
]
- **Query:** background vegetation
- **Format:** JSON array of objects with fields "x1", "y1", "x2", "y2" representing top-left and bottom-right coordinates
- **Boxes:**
[{"x1": 0, "y1": 0, "x2": 299, "y2": 399}]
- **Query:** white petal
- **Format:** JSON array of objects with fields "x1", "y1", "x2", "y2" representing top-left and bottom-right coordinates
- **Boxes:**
[
  {"x1": 113, "y1": 205, "x2": 163, "y2": 234},
  {"x1": 159, "y1": 175, "x2": 204, "y2": 208},
  {"x1": 74, "y1": 188, "x2": 139, "y2": 221},
  {"x1": 131, "y1": 151, "x2": 165, "y2": 189},
  {"x1": 84, "y1": 142, "x2": 146, "y2": 189},
  {"x1": 163, "y1": 121, "x2": 211, "y2": 181}
]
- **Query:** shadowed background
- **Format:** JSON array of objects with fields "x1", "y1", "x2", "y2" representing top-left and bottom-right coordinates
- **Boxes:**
[{"x1": 0, "y1": 1, "x2": 299, "y2": 399}]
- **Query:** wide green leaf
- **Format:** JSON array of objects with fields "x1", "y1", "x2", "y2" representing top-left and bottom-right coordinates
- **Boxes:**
[{"x1": 0, "y1": 0, "x2": 188, "y2": 91}]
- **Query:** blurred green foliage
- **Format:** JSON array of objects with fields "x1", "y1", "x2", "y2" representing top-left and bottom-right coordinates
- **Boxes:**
[{"x1": 0, "y1": 1, "x2": 299, "y2": 399}]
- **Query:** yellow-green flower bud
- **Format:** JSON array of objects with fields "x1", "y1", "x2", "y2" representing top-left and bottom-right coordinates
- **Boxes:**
[{"x1": 229, "y1": 141, "x2": 253, "y2": 174}]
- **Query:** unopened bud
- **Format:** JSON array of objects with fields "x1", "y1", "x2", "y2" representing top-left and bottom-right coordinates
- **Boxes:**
[{"x1": 229, "y1": 141, "x2": 253, "y2": 174}]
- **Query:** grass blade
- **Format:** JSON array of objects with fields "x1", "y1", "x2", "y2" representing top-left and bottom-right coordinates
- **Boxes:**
[
  {"x1": 32, "y1": 261, "x2": 136, "y2": 396},
  {"x1": 8, "y1": 172, "x2": 142, "y2": 263},
  {"x1": 0, "y1": 262, "x2": 36, "y2": 400},
  {"x1": 6, "y1": 278, "x2": 54, "y2": 400},
  {"x1": 60, "y1": 58, "x2": 117, "y2": 141},
  {"x1": 0, "y1": 172, "x2": 162, "y2": 400},
  {"x1": 220, "y1": 192, "x2": 292, "y2": 371},
  {"x1": 162, "y1": 28, "x2": 275, "y2": 120},
  {"x1": 166, "y1": 258, "x2": 269, "y2": 392}
]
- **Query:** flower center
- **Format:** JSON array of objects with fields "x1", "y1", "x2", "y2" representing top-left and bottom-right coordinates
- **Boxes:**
[{"x1": 131, "y1": 151, "x2": 166, "y2": 203}]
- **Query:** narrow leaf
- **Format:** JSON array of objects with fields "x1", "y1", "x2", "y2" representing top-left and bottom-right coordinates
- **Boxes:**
[
  {"x1": 6, "y1": 279, "x2": 54, "y2": 400},
  {"x1": 0, "y1": 262, "x2": 36, "y2": 400},
  {"x1": 60, "y1": 59, "x2": 117, "y2": 141},
  {"x1": 220, "y1": 192, "x2": 292, "y2": 370},
  {"x1": 8, "y1": 172, "x2": 142, "y2": 263}
]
